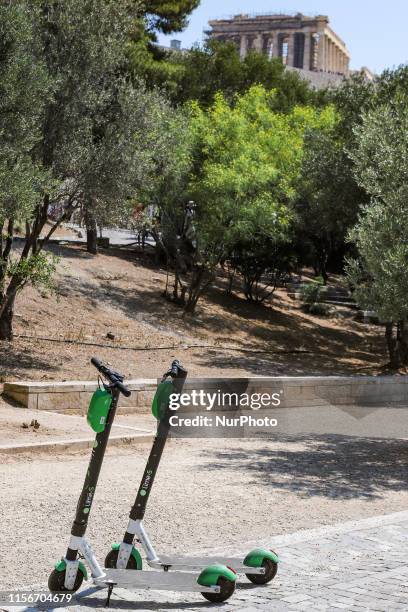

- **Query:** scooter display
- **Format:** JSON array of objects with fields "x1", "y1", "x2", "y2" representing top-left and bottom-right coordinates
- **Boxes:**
[
  {"x1": 106, "y1": 360, "x2": 279, "y2": 587},
  {"x1": 48, "y1": 358, "x2": 237, "y2": 604}
]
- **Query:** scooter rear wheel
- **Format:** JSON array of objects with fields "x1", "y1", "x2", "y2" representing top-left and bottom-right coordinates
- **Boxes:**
[
  {"x1": 246, "y1": 558, "x2": 278, "y2": 585},
  {"x1": 48, "y1": 568, "x2": 84, "y2": 593},
  {"x1": 105, "y1": 549, "x2": 139, "y2": 570},
  {"x1": 201, "y1": 576, "x2": 236, "y2": 603}
]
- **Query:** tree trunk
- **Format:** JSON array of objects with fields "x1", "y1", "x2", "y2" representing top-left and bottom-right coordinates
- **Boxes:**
[
  {"x1": 385, "y1": 322, "x2": 397, "y2": 367},
  {"x1": 226, "y1": 270, "x2": 234, "y2": 295},
  {"x1": 0, "y1": 296, "x2": 15, "y2": 341},
  {"x1": 184, "y1": 266, "x2": 213, "y2": 314},
  {"x1": 315, "y1": 246, "x2": 329, "y2": 284},
  {"x1": 395, "y1": 320, "x2": 408, "y2": 366},
  {"x1": 86, "y1": 214, "x2": 98, "y2": 255},
  {"x1": 385, "y1": 321, "x2": 408, "y2": 368}
]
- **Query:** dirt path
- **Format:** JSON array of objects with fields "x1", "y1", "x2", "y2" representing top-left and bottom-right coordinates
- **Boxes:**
[{"x1": 1, "y1": 435, "x2": 407, "y2": 590}]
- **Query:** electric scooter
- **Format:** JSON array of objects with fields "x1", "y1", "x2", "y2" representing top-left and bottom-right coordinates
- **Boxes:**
[
  {"x1": 48, "y1": 358, "x2": 237, "y2": 604},
  {"x1": 105, "y1": 360, "x2": 279, "y2": 586}
]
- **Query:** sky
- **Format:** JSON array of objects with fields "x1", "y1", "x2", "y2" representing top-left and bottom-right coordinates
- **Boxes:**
[{"x1": 157, "y1": 0, "x2": 408, "y2": 74}]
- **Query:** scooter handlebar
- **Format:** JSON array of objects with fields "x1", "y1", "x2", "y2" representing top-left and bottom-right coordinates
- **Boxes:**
[
  {"x1": 170, "y1": 360, "x2": 180, "y2": 376},
  {"x1": 91, "y1": 358, "x2": 131, "y2": 397},
  {"x1": 169, "y1": 360, "x2": 188, "y2": 378},
  {"x1": 91, "y1": 357, "x2": 103, "y2": 371},
  {"x1": 115, "y1": 380, "x2": 132, "y2": 398}
]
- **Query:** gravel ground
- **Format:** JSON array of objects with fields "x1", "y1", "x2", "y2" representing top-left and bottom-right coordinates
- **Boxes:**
[
  {"x1": 1, "y1": 435, "x2": 407, "y2": 590},
  {"x1": 0, "y1": 400, "x2": 152, "y2": 446}
]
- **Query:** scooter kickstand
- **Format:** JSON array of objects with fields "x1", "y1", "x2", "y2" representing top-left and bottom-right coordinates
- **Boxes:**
[{"x1": 105, "y1": 581, "x2": 116, "y2": 607}]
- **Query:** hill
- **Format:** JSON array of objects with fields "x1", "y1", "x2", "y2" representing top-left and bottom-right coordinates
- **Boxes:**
[{"x1": 0, "y1": 243, "x2": 386, "y2": 382}]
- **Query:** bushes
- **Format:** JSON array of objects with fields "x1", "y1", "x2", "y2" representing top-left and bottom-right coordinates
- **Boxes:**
[{"x1": 300, "y1": 278, "x2": 331, "y2": 316}]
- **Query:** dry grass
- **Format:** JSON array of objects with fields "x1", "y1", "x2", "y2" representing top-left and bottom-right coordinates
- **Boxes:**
[{"x1": 0, "y1": 243, "x2": 386, "y2": 382}]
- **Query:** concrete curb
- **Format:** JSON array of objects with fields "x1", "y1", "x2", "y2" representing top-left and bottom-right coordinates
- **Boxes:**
[{"x1": 0, "y1": 432, "x2": 153, "y2": 455}]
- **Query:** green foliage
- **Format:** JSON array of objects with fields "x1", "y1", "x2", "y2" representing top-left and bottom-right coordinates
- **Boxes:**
[
  {"x1": 0, "y1": 2, "x2": 51, "y2": 223},
  {"x1": 327, "y1": 74, "x2": 375, "y2": 143},
  {"x1": 295, "y1": 73, "x2": 374, "y2": 278},
  {"x1": 296, "y1": 125, "x2": 365, "y2": 278},
  {"x1": 143, "y1": 0, "x2": 200, "y2": 35},
  {"x1": 160, "y1": 85, "x2": 333, "y2": 311},
  {"x1": 300, "y1": 278, "x2": 325, "y2": 306},
  {"x1": 189, "y1": 86, "x2": 335, "y2": 253},
  {"x1": 231, "y1": 238, "x2": 295, "y2": 304},
  {"x1": 7, "y1": 252, "x2": 58, "y2": 293},
  {"x1": 126, "y1": 0, "x2": 199, "y2": 87},
  {"x1": 299, "y1": 278, "x2": 331, "y2": 316},
  {"x1": 160, "y1": 40, "x2": 315, "y2": 110},
  {"x1": 346, "y1": 99, "x2": 408, "y2": 323},
  {"x1": 0, "y1": 0, "x2": 189, "y2": 338},
  {"x1": 140, "y1": 104, "x2": 192, "y2": 212},
  {"x1": 308, "y1": 302, "x2": 331, "y2": 317}
]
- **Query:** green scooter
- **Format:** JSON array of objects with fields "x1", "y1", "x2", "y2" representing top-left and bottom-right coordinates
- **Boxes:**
[
  {"x1": 48, "y1": 358, "x2": 237, "y2": 604},
  {"x1": 105, "y1": 360, "x2": 279, "y2": 586}
]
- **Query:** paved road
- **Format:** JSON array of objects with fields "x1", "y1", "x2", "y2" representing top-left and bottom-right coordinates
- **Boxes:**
[
  {"x1": 8, "y1": 511, "x2": 404, "y2": 611},
  {"x1": 60, "y1": 224, "x2": 155, "y2": 247}
]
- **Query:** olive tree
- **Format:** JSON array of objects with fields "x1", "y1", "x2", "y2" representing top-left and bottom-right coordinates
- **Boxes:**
[
  {"x1": 0, "y1": 0, "x2": 182, "y2": 339},
  {"x1": 346, "y1": 99, "x2": 408, "y2": 367}
]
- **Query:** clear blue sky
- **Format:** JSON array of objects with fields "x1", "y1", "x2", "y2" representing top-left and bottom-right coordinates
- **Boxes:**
[{"x1": 158, "y1": 0, "x2": 408, "y2": 74}]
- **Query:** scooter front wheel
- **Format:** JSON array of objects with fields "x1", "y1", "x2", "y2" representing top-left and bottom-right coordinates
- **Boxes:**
[
  {"x1": 48, "y1": 568, "x2": 84, "y2": 593},
  {"x1": 201, "y1": 576, "x2": 236, "y2": 603},
  {"x1": 246, "y1": 558, "x2": 278, "y2": 585},
  {"x1": 105, "y1": 549, "x2": 140, "y2": 570}
]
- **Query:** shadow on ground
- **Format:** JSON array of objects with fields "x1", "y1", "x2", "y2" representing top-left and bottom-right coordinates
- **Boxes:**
[
  {"x1": 200, "y1": 435, "x2": 408, "y2": 500},
  {"x1": 65, "y1": 582, "x2": 256, "y2": 610},
  {"x1": 0, "y1": 344, "x2": 58, "y2": 380},
  {"x1": 51, "y1": 243, "x2": 383, "y2": 376}
]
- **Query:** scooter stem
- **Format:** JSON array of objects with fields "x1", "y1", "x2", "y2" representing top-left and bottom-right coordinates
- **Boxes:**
[{"x1": 65, "y1": 386, "x2": 120, "y2": 561}]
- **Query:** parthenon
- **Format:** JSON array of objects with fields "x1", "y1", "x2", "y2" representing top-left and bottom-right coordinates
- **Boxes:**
[{"x1": 207, "y1": 13, "x2": 350, "y2": 76}]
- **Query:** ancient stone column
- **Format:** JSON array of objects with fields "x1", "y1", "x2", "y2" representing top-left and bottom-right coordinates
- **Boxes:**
[
  {"x1": 336, "y1": 47, "x2": 340, "y2": 73},
  {"x1": 325, "y1": 36, "x2": 330, "y2": 71},
  {"x1": 287, "y1": 32, "x2": 295, "y2": 67},
  {"x1": 267, "y1": 36, "x2": 275, "y2": 59},
  {"x1": 240, "y1": 34, "x2": 248, "y2": 59},
  {"x1": 317, "y1": 33, "x2": 326, "y2": 71},
  {"x1": 254, "y1": 33, "x2": 263, "y2": 52},
  {"x1": 329, "y1": 40, "x2": 334, "y2": 72},
  {"x1": 303, "y1": 32, "x2": 312, "y2": 71}
]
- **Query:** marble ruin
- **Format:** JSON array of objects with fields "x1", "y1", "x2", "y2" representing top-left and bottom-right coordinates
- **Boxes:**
[{"x1": 207, "y1": 13, "x2": 350, "y2": 76}]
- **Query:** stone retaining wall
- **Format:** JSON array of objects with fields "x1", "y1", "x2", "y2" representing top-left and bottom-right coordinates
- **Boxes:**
[
  {"x1": 3, "y1": 376, "x2": 408, "y2": 414},
  {"x1": 3, "y1": 380, "x2": 157, "y2": 414}
]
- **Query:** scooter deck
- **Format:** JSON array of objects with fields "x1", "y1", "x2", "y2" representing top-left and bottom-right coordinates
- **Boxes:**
[
  {"x1": 149, "y1": 555, "x2": 265, "y2": 575},
  {"x1": 94, "y1": 569, "x2": 218, "y2": 593}
]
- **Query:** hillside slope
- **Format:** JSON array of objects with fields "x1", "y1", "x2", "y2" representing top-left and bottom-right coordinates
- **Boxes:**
[{"x1": 0, "y1": 243, "x2": 386, "y2": 382}]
